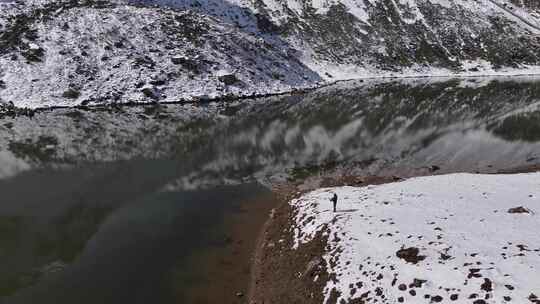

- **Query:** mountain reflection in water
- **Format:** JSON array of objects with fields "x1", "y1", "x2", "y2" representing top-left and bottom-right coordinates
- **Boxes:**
[{"x1": 0, "y1": 77, "x2": 539, "y2": 303}]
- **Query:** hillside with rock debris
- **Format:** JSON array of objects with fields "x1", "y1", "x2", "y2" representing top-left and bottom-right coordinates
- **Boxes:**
[
  {"x1": 0, "y1": 0, "x2": 319, "y2": 108},
  {"x1": 2, "y1": 0, "x2": 540, "y2": 108},
  {"x1": 138, "y1": 0, "x2": 540, "y2": 76}
]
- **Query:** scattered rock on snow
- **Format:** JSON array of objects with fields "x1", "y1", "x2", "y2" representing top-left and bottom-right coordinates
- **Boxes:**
[
  {"x1": 291, "y1": 173, "x2": 540, "y2": 304},
  {"x1": 62, "y1": 88, "x2": 81, "y2": 99},
  {"x1": 396, "y1": 247, "x2": 426, "y2": 264},
  {"x1": 508, "y1": 206, "x2": 532, "y2": 214},
  {"x1": 141, "y1": 85, "x2": 159, "y2": 100},
  {"x1": 217, "y1": 70, "x2": 239, "y2": 85}
]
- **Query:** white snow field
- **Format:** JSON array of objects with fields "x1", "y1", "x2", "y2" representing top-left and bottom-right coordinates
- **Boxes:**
[{"x1": 291, "y1": 173, "x2": 540, "y2": 304}]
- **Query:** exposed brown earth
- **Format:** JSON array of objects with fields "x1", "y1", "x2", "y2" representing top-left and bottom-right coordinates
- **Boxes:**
[{"x1": 249, "y1": 176, "x2": 400, "y2": 304}]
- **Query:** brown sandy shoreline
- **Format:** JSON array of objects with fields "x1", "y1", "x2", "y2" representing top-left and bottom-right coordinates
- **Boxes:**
[
  {"x1": 248, "y1": 164, "x2": 540, "y2": 304},
  {"x1": 181, "y1": 190, "x2": 278, "y2": 304}
]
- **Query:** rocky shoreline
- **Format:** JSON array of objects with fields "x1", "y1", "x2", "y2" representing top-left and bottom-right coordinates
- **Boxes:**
[
  {"x1": 249, "y1": 165, "x2": 540, "y2": 304},
  {"x1": 249, "y1": 175, "x2": 405, "y2": 304}
]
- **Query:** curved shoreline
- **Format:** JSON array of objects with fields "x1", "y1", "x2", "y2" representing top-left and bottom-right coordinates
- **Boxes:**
[
  {"x1": 248, "y1": 176, "x2": 402, "y2": 303},
  {"x1": 5, "y1": 71, "x2": 540, "y2": 112},
  {"x1": 248, "y1": 164, "x2": 540, "y2": 303}
]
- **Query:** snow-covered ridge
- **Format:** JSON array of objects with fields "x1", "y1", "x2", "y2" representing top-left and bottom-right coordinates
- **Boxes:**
[
  {"x1": 2, "y1": 0, "x2": 540, "y2": 108},
  {"x1": 291, "y1": 173, "x2": 540, "y2": 303}
]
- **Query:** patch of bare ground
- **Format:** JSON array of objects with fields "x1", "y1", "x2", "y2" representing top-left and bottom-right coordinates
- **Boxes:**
[
  {"x1": 498, "y1": 163, "x2": 540, "y2": 174},
  {"x1": 248, "y1": 187, "x2": 330, "y2": 304}
]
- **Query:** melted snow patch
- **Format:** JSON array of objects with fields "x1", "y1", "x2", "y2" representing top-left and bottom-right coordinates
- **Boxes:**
[{"x1": 291, "y1": 173, "x2": 540, "y2": 303}]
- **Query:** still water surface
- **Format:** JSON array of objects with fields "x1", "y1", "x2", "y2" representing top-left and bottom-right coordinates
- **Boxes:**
[{"x1": 0, "y1": 77, "x2": 539, "y2": 303}]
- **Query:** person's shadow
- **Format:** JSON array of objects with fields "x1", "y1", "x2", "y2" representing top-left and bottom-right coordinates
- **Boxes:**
[
  {"x1": 337, "y1": 209, "x2": 359, "y2": 212},
  {"x1": 320, "y1": 209, "x2": 359, "y2": 213}
]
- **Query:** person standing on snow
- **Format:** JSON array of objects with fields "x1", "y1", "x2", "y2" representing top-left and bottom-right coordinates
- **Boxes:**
[{"x1": 331, "y1": 193, "x2": 338, "y2": 212}]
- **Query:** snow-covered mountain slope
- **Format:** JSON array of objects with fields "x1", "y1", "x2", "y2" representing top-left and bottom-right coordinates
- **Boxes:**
[
  {"x1": 135, "y1": 0, "x2": 540, "y2": 75},
  {"x1": 2, "y1": 0, "x2": 540, "y2": 108},
  {"x1": 0, "y1": 0, "x2": 319, "y2": 108},
  {"x1": 291, "y1": 173, "x2": 540, "y2": 304}
]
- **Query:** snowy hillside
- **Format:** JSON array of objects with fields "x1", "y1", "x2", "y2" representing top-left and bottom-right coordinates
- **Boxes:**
[
  {"x1": 291, "y1": 173, "x2": 540, "y2": 304},
  {"x1": 0, "y1": 0, "x2": 319, "y2": 108},
  {"x1": 134, "y1": 0, "x2": 540, "y2": 76},
  {"x1": 2, "y1": 0, "x2": 540, "y2": 107}
]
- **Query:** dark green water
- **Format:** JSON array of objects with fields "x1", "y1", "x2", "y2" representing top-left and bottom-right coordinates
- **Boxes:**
[
  {"x1": 0, "y1": 77, "x2": 540, "y2": 303},
  {"x1": 0, "y1": 159, "x2": 270, "y2": 303}
]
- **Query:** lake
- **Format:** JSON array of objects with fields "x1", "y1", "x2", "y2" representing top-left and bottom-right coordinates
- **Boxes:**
[{"x1": 0, "y1": 77, "x2": 539, "y2": 303}]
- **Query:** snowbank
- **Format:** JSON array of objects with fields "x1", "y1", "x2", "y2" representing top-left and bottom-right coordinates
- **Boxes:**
[{"x1": 291, "y1": 173, "x2": 540, "y2": 303}]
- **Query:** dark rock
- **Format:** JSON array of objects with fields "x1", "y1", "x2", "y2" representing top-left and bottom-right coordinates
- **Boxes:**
[
  {"x1": 410, "y1": 278, "x2": 427, "y2": 288},
  {"x1": 480, "y1": 278, "x2": 492, "y2": 292},
  {"x1": 440, "y1": 252, "x2": 452, "y2": 260},
  {"x1": 170, "y1": 56, "x2": 199, "y2": 72},
  {"x1": 62, "y1": 88, "x2": 81, "y2": 99},
  {"x1": 396, "y1": 247, "x2": 426, "y2": 264},
  {"x1": 149, "y1": 79, "x2": 166, "y2": 86},
  {"x1": 141, "y1": 86, "x2": 158, "y2": 99},
  {"x1": 467, "y1": 268, "x2": 482, "y2": 279},
  {"x1": 218, "y1": 73, "x2": 239, "y2": 85},
  {"x1": 22, "y1": 46, "x2": 45, "y2": 62},
  {"x1": 171, "y1": 56, "x2": 187, "y2": 65},
  {"x1": 508, "y1": 206, "x2": 531, "y2": 214},
  {"x1": 429, "y1": 165, "x2": 441, "y2": 172},
  {"x1": 133, "y1": 56, "x2": 155, "y2": 68},
  {"x1": 255, "y1": 13, "x2": 280, "y2": 33}
]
